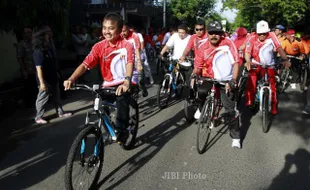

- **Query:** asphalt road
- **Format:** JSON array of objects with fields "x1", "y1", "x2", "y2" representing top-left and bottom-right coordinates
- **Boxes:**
[{"x1": 0, "y1": 74, "x2": 310, "y2": 190}]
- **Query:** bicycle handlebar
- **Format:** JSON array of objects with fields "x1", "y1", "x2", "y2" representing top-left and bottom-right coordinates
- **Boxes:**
[
  {"x1": 70, "y1": 84, "x2": 117, "y2": 94},
  {"x1": 198, "y1": 77, "x2": 230, "y2": 84},
  {"x1": 286, "y1": 55, "x2": 303, "y2": 61}
]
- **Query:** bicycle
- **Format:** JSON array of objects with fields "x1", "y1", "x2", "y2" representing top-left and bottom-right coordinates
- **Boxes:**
[
  {"x1": 236, "y1": 67, "x2": 249, "y2": 106},
  {"x1": 249, "y1": 64, "x2": 276, "y2": 133},
  {"x1": 157, "y1": 55, "x2": 186, "y2": 109},
  {"x1": 278, "y1": 55, "x2": 307, "y2": 92},
  {"x1": 64, "y1": 84, "x2": 139, "y2": 190},
  {"x1": 196, "y1": 78, "x2": 240, "y2": 154}
]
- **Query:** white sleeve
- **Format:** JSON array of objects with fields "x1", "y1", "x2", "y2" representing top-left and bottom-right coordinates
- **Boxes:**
[
  {"x1": 162, "y1": 33, "x2": 170, "y2": 45},
  {"x1": 165, "y1": 33, "x2": 175, "y2": 48},
  {"x1": 137, "y1": 33, "x2": 144, "y2": 43}
]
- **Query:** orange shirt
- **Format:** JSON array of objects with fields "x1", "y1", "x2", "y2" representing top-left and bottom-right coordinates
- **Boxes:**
[
  {"x1": 302, "y1": 39, "x2": 310, "y2": 55},
  {"x1": 282, "y1": 39, "x2": 305, "y2": 56},
  {"x1": 277, "y1": 35, "x2": 286, "y2": 45},
  {"x1": 156, "y1": 34, "x2": 164, "y2": 45}
]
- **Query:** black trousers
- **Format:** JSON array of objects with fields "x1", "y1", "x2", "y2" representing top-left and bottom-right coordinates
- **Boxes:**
[
  {"x1": 178, "y1": 64, "x2": 192, "y2": 87},
  {"x1": 104, "y1": 92, "x2": 130, "y2": 132},
  {"x1": 197, "y1": 81, "x2": 240, "y2": 139}
]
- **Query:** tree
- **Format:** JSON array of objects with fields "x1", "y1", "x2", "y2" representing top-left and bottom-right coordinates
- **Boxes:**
[
  {"x1": 169, "y1": 0, "x2": 216, "y2": 24},
  {"x1": 222, "y1": 0, "x2": 309, "y2": 30}
]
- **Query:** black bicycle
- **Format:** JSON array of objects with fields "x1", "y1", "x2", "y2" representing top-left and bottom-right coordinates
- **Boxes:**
[
  {"x1": 64, "y1": 84, "x2": 139, "y2": 190},
  {"x1": 196, "y1": 78, "x2": 240, "y2": 154}
]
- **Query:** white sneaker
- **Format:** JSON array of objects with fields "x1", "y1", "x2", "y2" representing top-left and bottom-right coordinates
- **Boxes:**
[
  {"x1": 304, "y1": 86, "x2": 308, "y2": 91},
  {"x1": 275, "y1": 76, "x2": 280, "y2": 83},
  {"x1": 232, "y1": 139, "x2": 241, "y2": 149},
  {"x1": 194, "y1": 108, "x2": 201, "y2": 119},
  {"x1": 150, "y1": 78, "x2": 154, "y2": 84},
  {"x1": 290, "y1": 83, "x2": 297, "y2": 89},
  {"x1": 302, "y1": 110, "x2": 309, "y2": 115}
]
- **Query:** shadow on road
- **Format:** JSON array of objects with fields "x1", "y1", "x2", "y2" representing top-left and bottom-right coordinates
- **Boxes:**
[
  {"x1": 272, "y1": 91, "x2": 310, "y2": 141},
  {"x1": 97, "y1": 109, "x2": 190, "y2": 189},
  {"x1": 0, "y1": 92, "x2": 95, "y2": 189},
  {"x1": 268, "y1": 148, "x2": 310, "y2": 190},
  {"x1": 138, "y1": 94, "x2": 183, "y2": 123}
]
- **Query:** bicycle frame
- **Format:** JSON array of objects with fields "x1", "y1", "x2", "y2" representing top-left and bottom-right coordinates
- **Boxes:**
[{"x1": 253, "y1": 65, "x2": 273, "y2": 112}]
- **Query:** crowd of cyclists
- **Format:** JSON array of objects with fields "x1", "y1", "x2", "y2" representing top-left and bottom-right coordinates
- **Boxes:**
[{"x1": 63, "y1": 13, "x2": 310, "y2": 150}]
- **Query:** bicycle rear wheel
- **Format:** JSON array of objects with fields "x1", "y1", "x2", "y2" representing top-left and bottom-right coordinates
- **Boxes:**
[
  {"x1": 157, "y1": 75, "x2": 172, "y2": 109},
  {"x1": 65, "y1": 125, "x2": 103, "y2": 190},
  {"x1": 175, "y1": 72, "x2": 185, "y2": 98},
  {"x1": 121, "y1": 98, "x2": 139, "y2": 150},
  {"x1": 196, "y1": 97, "x2": 213, "y2": 154},
  {"x1": 262, "y1": 89, "x2": 270, "y2": 133}
]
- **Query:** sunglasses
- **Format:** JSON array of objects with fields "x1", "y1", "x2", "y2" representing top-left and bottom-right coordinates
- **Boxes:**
[
  {"x1": 195, "y1": 28, "x2": 204, "y2": 31},
  {"x1": 208, "y1": 31, "x2": 221, "y2": 35},
  {"x1": 258, "y1": 33, "x2": 268, "y2": 36}
]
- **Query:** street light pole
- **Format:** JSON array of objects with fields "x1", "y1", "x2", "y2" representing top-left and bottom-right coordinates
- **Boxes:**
[{"x1": 163, "y1": 0, "x2": 166, "y2": 28}]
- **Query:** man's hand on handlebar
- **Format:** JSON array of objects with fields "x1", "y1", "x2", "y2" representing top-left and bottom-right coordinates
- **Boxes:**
[
  {"x1": 282, "y1": 59, "x2": 291, "y2": 68},
  {"x1": 116, "y1": 80, "x2": 130, "y2": 96},
  {"x1": 178, "y1": 56, "x2": 185, "y2": 64},
  {"x1": 245, "y1": 61, "x2": 252, "y2": 71},
  {"x1": 64, "y1": 80, "x2": 74, "y2": 91}
]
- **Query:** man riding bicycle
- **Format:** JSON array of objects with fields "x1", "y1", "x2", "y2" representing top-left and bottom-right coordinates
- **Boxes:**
[
  {"x1": 244, "y1": 20, "x2": 290, "y2": 115},
  {"x1": 191, "y1": 21, "x2": 241, "y2": 149},
  {"x1": 63, "y1": 13, "x2": 134, "y2": 144},
  {"x1": 281, "y1": 29, "x2": 306, "y2": 89},
  {"x1": 159, "y1": 24, "x2": 192, "y2": 86}
]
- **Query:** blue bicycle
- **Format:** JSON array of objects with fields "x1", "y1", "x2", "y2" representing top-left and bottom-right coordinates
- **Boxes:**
[
  {"x1": 64, "y1": 84, "x2": 139, "y2": 190},
  {"x1": 157, "y1": 56, "x2": 185, "y2": 109}
]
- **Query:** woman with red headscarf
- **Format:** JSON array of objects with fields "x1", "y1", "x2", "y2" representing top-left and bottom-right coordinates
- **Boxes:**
[{"x1": 233, "y1": 27, "x2": 248, "y2": 65}]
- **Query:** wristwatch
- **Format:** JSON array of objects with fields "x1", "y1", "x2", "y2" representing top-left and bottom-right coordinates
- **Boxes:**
[{"x1": 124, "y1": 76, "x2": 131, "y2": 82}]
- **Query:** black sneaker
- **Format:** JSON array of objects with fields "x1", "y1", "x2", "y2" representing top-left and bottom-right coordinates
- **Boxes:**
[
  {"x1": 142, "y1": 89, "x2": 148, "y2": 97},
  {"x1": 117, "y1": 130, "x2": 129, "y2": 144}
]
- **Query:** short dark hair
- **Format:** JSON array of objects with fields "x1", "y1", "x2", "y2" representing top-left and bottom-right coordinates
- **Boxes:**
[
  {"x1": 177, "y1": 24, "x2": 188, "y2": 32},
  {"x1": 103, "y1": 13, "x2": 123, "y2": 30},
  {"x1": 195, "y1": 19, "x2": 205, "y2": 28}
]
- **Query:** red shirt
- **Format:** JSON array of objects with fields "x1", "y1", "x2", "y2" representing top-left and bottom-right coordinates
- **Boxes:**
[
  {"x1": 195, "y1": 37, "x2": 239, "y2": 78},
  {"x1": 123, "y1": 31, "x2": 140, "y2": 50},
  {"x1": 186, "y1": 33, "x2": 208, "y2": 53},
  {"x1": 83, "y1": 37, "x2": 134, "y2": 84},
  {"x1": 245, "y1": 32, "x2": 281, "y2": 64},
  {"x1": 144, "y1": 34, "x2": 154, "y2": 47}
]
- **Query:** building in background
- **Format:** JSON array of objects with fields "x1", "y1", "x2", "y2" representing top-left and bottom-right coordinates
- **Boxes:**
[{"x1": 70, "y1": 0, "x2": 162, "y2": 31}]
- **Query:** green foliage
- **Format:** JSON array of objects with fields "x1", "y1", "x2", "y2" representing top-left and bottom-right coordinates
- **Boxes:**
[
  {"x1": 0, "y1": 0, "x2": 70, "y2": 39},
  {"x1": 222, "y1": 0, "x2": 310, "y2": 30},
  {"x1": 169, "y1": 0, "x2": 216, "y2": 24}
]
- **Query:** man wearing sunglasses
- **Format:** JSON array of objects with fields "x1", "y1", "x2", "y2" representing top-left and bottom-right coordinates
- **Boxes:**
[
  {"x1": 179, "y1": 19, "x2": 208, "y2": 64},
  {"x1": 244, "y1": 20, "x2": 290, "y2": 115},
  {"x1": 192, "y1": 21, "x2": 241, "y2": 148}
]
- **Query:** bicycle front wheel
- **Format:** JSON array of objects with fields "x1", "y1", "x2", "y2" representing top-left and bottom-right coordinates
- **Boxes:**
[
  {"x1": 157, "y1": 75, "x2": 172, "y2": 109},
  {"x1": 65, "y1": 125, "x2": 104, "y2": 190},
  {"x1": 175, "y1": 72, "x2": 185, "y2": 98},
  {"x1": 196, "y1": 97, "x2": 213, "y2": 154},
  {"x1": 278, "y1": 68, "x2": 290, "y2": 93},
  {"x1": 262, "y1": 89, "x2": 270, "y2": 133},
  {"x1": 300, "y1": 68, "x2": 307, "y2": 91}
]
